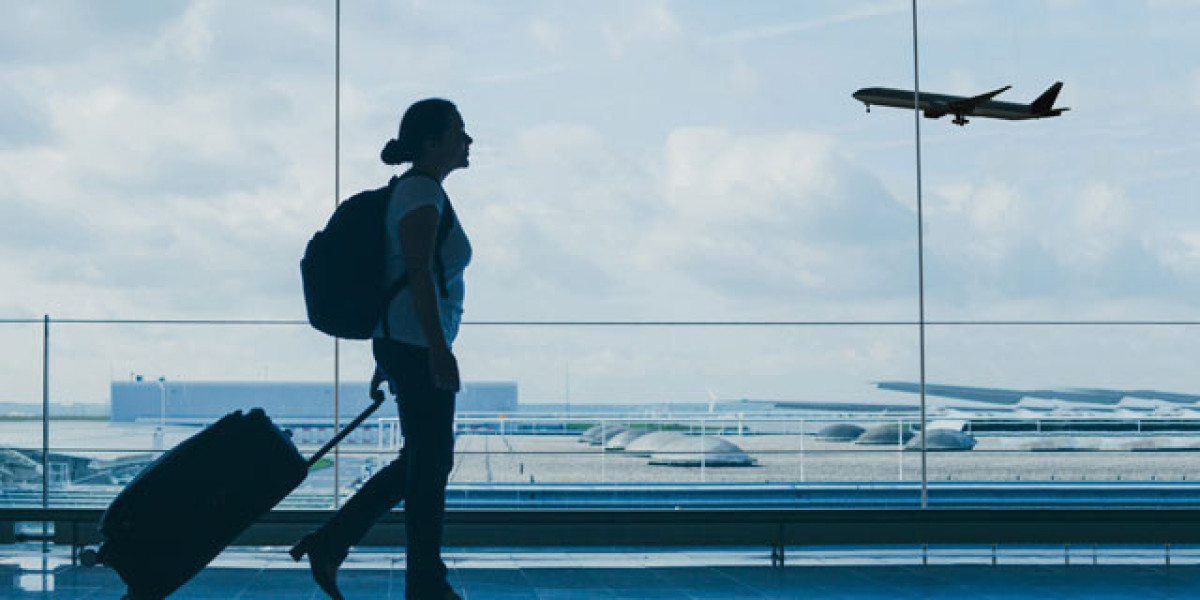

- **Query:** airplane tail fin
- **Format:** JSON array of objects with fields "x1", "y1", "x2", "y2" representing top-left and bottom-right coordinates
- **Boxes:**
[{"x1": 1030, "y1": 81, "x2": 1063, "y2": 114}]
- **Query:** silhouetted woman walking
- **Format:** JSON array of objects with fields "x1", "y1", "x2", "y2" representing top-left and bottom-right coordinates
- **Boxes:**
[{"x1": 291, "y1": 98, "x2": 473, "y2": 600}]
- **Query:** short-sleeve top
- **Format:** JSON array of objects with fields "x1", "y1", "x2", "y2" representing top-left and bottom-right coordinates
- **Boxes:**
[{"x1": 373, "y1": 174, "x2": 472, "y2": 348}]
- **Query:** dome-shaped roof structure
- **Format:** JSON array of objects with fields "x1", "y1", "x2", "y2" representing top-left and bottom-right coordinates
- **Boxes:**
[
  {"x1": 904, "y1": 429, "x2": 977, "y2": 451},
  {"x1": 648, "y1": 436, "x2": 756, "y2": 467},
  {"x1": 816, "y1": 423, "x2": 866, "y2": 442},
  {"x1": 579, "y1": 424, "x2": 627, "y2": 445},
  {"x1": 854, "y1": 423, "x2": 915, "y2": 445},
  {"x1": 623, "y1": 431, "x2": 687, "y2": 456},
  {"x1": 578, "y1": 425, "x2": 605, "y2": 443},
  {"x1": 1019, "y1": 437, "x2": 1095, "y2": 451},
  {"x1": 1120, "y1": 437, "x2": 1200, "y2": 452},
  {"x1": 587, "y1": 426, "x2": 628, "y2": 446},
  {"x1": 605, "y1": 428, "x2": 649, "y2": 451}
]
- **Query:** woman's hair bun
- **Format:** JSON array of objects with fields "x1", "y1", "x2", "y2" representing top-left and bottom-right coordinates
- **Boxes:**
[{"x1": 380, "y1": 138, "x2": 410, "y2": 165}]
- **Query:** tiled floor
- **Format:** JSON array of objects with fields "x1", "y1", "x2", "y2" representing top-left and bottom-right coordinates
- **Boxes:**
[{"x1": 3, "y1": 547, "x2": 1200, "y2": 598}]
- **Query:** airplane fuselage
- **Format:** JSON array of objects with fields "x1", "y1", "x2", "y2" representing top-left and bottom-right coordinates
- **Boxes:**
[{"x1": 853, "y1": 87, "x2": 1066, "y2": 122}]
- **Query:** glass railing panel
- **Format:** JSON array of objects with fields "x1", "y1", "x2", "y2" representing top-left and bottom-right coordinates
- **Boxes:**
[
  {"x1": 437, "y1": 415, "x2": 925, "y2": 486},
  {"x1": 0, "y1": 321, "x2": 49, "y2": 508},
  {"x1": 439, "y1": 323, "x2": 921, "y2": 506},
  {"x1": 924, "y1": 324, "x2": 1200, "y2": 486},
  {"x1": 44, "y1": 321, "x2": 339, "y2": 508}
]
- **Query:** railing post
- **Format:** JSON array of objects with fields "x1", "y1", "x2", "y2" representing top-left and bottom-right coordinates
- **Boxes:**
[
  {"x1": 600, "y1": 420, "x2": 606, "y2": 483},
  {"x1": 332, "y1": 0, "x2": 343, "y2": 510},
  {"x1": 41, "y1": 315, "x2": 50, "y2": 548},
  {"x1": 799, "y1": 418, "x2": 806, "y2": 483},
  {"x1": 333, "y1": 338, "x2": 340, "y2": 509}
]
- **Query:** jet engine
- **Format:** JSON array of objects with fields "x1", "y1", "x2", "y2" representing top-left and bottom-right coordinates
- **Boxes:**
[{"x1": 923, "y1": 102, "x2": 949, "y2": 119}]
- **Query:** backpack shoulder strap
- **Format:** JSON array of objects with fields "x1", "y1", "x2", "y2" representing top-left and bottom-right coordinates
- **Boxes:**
[{"x1": 431, "y1": 194, "x2": 457, "y2": 297}]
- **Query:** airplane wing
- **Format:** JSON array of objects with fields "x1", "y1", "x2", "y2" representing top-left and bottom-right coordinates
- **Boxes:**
[{"x1": 948, "y1": 85, "x2": 1011, "y2": 112}]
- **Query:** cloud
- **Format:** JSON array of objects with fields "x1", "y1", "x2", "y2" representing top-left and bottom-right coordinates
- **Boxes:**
[
  {"x1": 456, "y1": 123, "x2": 919, "y2": 320},
  {"x1": 38, "y1": 79, "x2": 291, "y2": 197},
  {"x1": 0, "y1": 2, "x2": 187, "y2": 67},
  {"x1": 924, "y1": 178, "x2": 1198, "y2": 308},
  {"x1": 599, "y1": 0, "x2": 684, "y2": 58},
  {"x1": 0, "y1": 0, "x2": 342, "y2": 320},
  {"x1": 1147, "y1": 0, "x2": 1200, "y2": 9},
  {"x1": 1149, "y1": 231, "x2": 1200, "y2": 280},
  {"x1": 653, "y1": 127, "x2": 915, "y2": 300},
  {"x1": 928, "y1": 180, "x2": 1027, "y2": 265},
  {"x1": 0, "y1": 88, "x2": 54, "y2": 150},
  {"x1": 1043, "y1": 181, "x2": 1129, "y2": 268},
  {"x1": 1192, "y1": 69, "x2": 1200, "y2": 108},
  {"x1": 3, "y1": 0, "x2": 1198, "y2": 407},
  {"x1": 708, "y1": 1, "x2": 906, "y2": 44},
  {"x1": 457, "y1": 122, "x2": 644, "y2": 315},
  {"x1": 528, "y1": 17, "x2": 565, "y2": 53}
]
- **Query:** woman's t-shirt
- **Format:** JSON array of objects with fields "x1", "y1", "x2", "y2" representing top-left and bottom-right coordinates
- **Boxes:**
[{"x1": 373, "y1": 174, "x2": 471, "y2": 348}]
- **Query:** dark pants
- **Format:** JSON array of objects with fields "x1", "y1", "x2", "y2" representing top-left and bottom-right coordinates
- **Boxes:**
[{"x1": 315, "y1": 339, "x2": 457, "y2": 595}]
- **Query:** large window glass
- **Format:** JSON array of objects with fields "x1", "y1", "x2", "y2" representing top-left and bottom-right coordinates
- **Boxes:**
[
  {"x1": 918, "y1": 2, "x2": 1200, "y2": 487},
  {"x1": 0, "y1": 0, "x2": 335, "y2": 506},
  {"x1": 334, "y1": 2, "x2": 922, "y2": 500},
  {"x1": 10, "y1": 1, "x2": 1195, "y2": 510},
  {"x1": 341, "y1": 2, "x2": 920, "y2": 321}
]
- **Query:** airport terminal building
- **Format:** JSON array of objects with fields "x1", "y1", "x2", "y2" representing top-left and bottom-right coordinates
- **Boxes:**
[{"x1": 110, "y1": 379, "x2": 519, "y2": 444}]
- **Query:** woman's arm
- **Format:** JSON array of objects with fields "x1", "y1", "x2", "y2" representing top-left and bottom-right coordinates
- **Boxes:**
[{"x1": 397, "y1": 204, "x2": 460, "y2": 391}]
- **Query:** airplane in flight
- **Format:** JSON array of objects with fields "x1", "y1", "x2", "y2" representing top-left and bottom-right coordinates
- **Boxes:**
[{"x1": 852, "y1": 82, "x2": 1068, "y2": 126}]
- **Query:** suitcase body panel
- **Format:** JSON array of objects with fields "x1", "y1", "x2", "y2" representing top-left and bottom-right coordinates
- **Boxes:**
[{"x1": 98, "y1": 408, "x2": 308, "y2": 599}]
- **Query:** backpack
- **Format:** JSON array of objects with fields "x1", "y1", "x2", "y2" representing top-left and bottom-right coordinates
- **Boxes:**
[{"x1": 301, "y1": 170, "x2": 456, "y2": 339}]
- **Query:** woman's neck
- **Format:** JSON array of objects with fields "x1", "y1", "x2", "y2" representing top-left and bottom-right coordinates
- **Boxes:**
[{"x1": 411, "y1": 160, "x2": 447, "y2": 182}]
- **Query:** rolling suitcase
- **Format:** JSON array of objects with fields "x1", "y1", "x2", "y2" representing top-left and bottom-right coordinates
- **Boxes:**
[{"x1": 96, "y1": 396, "x2": 385, "y2": 600}]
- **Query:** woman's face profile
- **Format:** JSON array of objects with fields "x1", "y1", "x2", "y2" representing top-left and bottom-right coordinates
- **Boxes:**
[{"x1": 424, "y1": 111, "x2": 472, "y2": 172}]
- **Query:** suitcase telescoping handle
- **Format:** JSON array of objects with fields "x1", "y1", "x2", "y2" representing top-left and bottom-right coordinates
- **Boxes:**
[{"x1": 305, "y1": 371, "x2": 388, "y2": 468}]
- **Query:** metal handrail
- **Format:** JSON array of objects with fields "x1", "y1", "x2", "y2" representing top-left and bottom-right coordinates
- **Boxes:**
[{"x1": 3, "y1": 318, "x2": 1200, "y2": 325}]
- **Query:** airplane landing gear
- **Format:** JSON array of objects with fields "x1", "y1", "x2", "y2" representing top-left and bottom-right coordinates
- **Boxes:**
[
  {"x1": 952, "y1": 115, "x2": 969, "y2": 126},
  {"x1": 863, "y1": 103, "x2": 871, "y2": 113}
]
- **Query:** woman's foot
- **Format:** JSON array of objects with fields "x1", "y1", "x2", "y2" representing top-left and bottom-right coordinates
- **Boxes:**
[
  {"x1": 406, "y1": 584, "x2": 462, "y2": 600},
  {"x1": 407, "y1": 591, "x2": 462, "y2": 600},
  {"x1": 289, "y1": 532, "x2": 348, "y2": 600}
]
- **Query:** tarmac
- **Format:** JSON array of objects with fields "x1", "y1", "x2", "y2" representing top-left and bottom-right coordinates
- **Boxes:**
[{"x1": 419, "y1": 433, "x2": 1200, "y2": 485}]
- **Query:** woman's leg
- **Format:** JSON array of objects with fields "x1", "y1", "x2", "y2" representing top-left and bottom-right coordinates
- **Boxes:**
[
  {"x1": 294, "y1": 344, "x2": 424, "y2": 599},
  {"x1": 381, "y1": 341, "x2": 458, "y2": 595},
  {"x1": 311, "y1": 442, "x2": 409, "y2": 556},
  {"x1": 307, "y1": 342, "x2": 423, "y2": 555}
]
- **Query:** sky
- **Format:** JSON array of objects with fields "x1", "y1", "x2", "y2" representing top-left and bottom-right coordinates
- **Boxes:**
[{"x1": 2, "y1": 0, "x2": 1199, "y2": 409}]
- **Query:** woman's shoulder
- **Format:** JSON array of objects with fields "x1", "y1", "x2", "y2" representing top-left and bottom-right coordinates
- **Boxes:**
[{"x1": 391, "y1": 174, "x2": 445, "y2": 211}]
